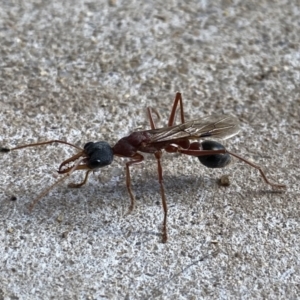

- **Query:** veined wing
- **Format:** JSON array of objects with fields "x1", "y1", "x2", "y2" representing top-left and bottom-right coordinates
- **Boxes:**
[{"x1": 147, "y1": 115, "x2": 240, "y2": 143}]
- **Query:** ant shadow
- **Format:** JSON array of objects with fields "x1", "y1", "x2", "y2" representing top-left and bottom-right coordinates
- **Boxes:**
[{"x1": 2, "y1": 170, "x2": 288, "y2": 245}]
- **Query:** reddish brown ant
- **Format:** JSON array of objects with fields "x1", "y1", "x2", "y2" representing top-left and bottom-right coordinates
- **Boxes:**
[{"x1": 1, "y1": 92, "x2": 286, "y2": 243}]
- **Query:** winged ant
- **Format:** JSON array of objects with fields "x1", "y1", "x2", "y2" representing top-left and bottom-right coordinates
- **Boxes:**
[{"x1": 1, "y1": 92, "x2": 286, "y2": 242}]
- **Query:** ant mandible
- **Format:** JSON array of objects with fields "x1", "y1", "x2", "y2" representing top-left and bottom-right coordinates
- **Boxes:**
[{"x1": 1, "y1": 92, "x2": 286, "y2": 243}]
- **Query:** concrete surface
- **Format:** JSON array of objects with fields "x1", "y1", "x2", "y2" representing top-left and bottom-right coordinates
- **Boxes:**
[{"x1": 0, "y1": 0, "x2": 299, "y2": 299}]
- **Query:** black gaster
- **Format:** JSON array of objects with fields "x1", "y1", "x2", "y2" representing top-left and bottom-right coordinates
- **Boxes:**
[
  {"x1": 84, "y1": 141, "x2": 114, "y2": 169},
  {"x1": 198, "y1": 140, "x2": 231, "y2": 168}
]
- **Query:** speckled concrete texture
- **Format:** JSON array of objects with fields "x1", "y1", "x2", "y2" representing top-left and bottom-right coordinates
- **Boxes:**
[{"x1": 0, "y1": 1, "x2": 299, "y2": 299}]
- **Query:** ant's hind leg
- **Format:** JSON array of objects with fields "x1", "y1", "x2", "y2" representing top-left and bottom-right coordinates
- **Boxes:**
[
  {"x1": 177, "y1": 146, "x2": 286, "y2": 189},
  {"x1": 226, "y1": 150, "x2": 286, "y2": 189},
  {"x1": 68, "y1": 170, "x2": 92, "y2": 188}
]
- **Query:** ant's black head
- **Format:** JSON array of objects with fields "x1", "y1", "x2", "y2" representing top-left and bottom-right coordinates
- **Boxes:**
[{"x1": 84, "y1": 141, "x2": 114, "y2": 169}]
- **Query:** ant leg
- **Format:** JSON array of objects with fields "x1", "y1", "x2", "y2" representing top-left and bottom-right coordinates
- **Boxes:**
[
  {"x1": 29, "y1": 174, "x2": 69, "y2": 212},
  {"x1": 1, "y1": 140, "x2": 83, "y2": 152},
  {"x1": 68, "y1": 170, "x2": 92, "y2": 188},
  {"x1": 29, "y1": 174, "x2": 70, "y2": 211},
  {"x1": 177, "y1": 144, "x2": 286, "y2": 189},
  {"x1": 125, "y1": 153, "x2": 144, "y2": 213},
  {"x1": 168, "y1": 92, "x2": 185, "y2": 126},
  {"x1": 58, "y1": 151, "x2": 87, "y2": 173},
  {"x1": 226, "y1": 150, "x2": 286, "y2": 189},
  {"x1": 147, "y1": 107, "x2": 161, "y2": 129},
  {"x1": 145, "y1": 92, "x2": 185, "y2": 130},
  {"x1": 29, "y1": 158, "x2": 87, "y2": 211},
  {"x1": 154, "y1": 150, "x2": 168, "y2": 243}
]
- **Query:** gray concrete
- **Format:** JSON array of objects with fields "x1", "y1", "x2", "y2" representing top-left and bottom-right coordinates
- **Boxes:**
[{"x1": 0, "y1": 1, "x2": 299, "y2": 299}]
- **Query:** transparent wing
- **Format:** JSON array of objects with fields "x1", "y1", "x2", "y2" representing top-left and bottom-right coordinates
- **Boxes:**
[{"x1": 147, "y1": 115, "x2": 240, "y2": 142}]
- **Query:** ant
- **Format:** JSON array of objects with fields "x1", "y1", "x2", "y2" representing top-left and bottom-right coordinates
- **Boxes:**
[{"x1": 1, "y1": 92, "x2": 286, "y2": 243}]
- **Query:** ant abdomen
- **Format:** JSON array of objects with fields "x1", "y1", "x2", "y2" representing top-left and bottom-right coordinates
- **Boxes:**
[{"x1": 198, "y1": 140, "x2": 231, "y2": 168}]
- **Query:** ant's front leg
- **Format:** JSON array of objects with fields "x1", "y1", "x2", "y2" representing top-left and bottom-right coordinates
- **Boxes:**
[{"x1": 68, "y1": 170, "x2": 92, "y2": 188}]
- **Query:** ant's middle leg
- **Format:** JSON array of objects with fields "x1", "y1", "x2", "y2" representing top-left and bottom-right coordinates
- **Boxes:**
[
  {"x1": 168, "y1": 92, "x2": 185, "y2": 126},
  {"x1": 124, "y1": 153, "x2": 144, "y2": 213},
  {"x1": 146, "y1": 92, "x2": 185, "y2": 129},
  {"x1": 154, "y1": 150, "x2": 168, "y2": 243},
  {"x1": 147, "y1": 107, "x2": 160, "y2": 129}
]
